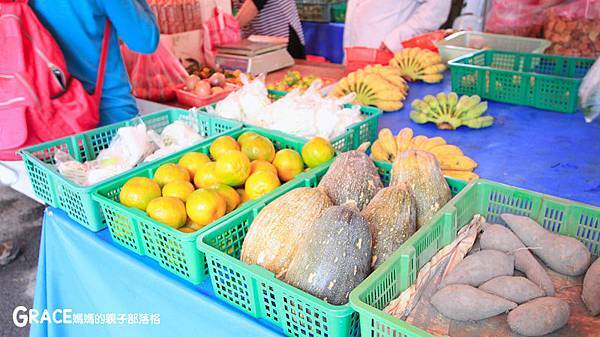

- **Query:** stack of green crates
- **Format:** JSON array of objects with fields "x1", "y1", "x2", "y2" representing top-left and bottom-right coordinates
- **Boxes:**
[
  {"x1": 19, "y1": 108, "x2": 242, "y2": 232},
  {"x1": 92, "y1": 127, "x2": 313, "y2": 284},
  {"x1": 196, "y1": 161, "x2": 466, "y2": 337},
  {"x1": 349, "y1": 179, "x2": 599, "y2": 337},
  {"x1": 448, "y1": 50, "x2": 594, "y2": 113}
]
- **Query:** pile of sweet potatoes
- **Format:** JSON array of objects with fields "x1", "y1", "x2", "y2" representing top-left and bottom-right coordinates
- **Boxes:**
[{"x1": 430, "y1": 213, "x2": 597, "y2": 336}]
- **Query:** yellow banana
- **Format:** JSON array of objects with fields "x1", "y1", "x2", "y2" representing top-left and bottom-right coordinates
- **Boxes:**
[
  {"x1": 421, "y1": 136, "x2": 446, "y2": 151},
  {"x1": 429, "y1": 144, "x2": 464, "y2": 157},
  {"x1": 437, "y1": 155, "x2": 478, "y2": 171},
  {"x1": 375, "y1": 99, "x2": 404, "y2": 112},
  {"x1": 378, "y1": 128, "x2": 397, "y2": 156},
  {"x1": 370, "y1": 140, "x2": 392, "y2": 162},
  {"x1": 395, "y1": 127, "x2": 413, "y2": 152},
  {"x1": 420, "y1": 73, "x2": 444, "y2": 83},
  {"x1": 410, "y1": 135, "x2": 429, "y2": 150},
  {"x1": 442, "y1": 170, "x2": 479, "y2": 181},
  {"x1": 421, "y1": 63, "x2": 446, "y2": 75}
]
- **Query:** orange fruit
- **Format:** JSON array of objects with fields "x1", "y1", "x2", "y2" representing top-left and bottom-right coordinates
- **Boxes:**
[
  {"x1": 241, "y1": 135, "x2": 275, "y2": 162},
  {"x1": 178, "y1": 226, "x2": 197, "y2": 233},
  {"x1": 153, "y1": 163, "x2": 190, "y2": 187},
  {"x1": 250, "y1": 160, "x2": 278, "y2": 176},
  {"x1": 236, "y1": 188, "x2": 251, "y2": 204},
  {"x1": 185, "y1": 218, "x2": 202, "y2": 231},
  {"x1": 236, "y1": 131, "x2": 259, "y2": 146},
  {"x1": 215, "y1": 150, "x2": 251, "y2": 187},
  {"x1": 209, "y1": 135, "x2": 240, "y2": 160},
  {"x1": 210, "y1": 184, "x2": 241, "y2": 213},
  {"x1": 146, "y1": 196, "x2": 187, "y2": 228},
  {"x1": 119, "y1": 177, "x2": 161, "y2": 211},
  {"x1": 162, "y1": 180, "x2": 195, "y2": 202},
  {"x1": 272, "y1": 149, "x2": 304, "y2": 182},
  {"x1": 193, "y1": 162, "x2": 221, "y2": 189},
  {"x1": 245, "y1": 171, "x2": 281, "y2": 200},
  {"x1": 178, "y1": 152, "x2": 210, "y2": 178},
  {"x1": 186, "y1": 189, "x2": 227, "y2": 227},
  {"x1": 301, "y1": 137, "x2": 335, "y2": 168}
]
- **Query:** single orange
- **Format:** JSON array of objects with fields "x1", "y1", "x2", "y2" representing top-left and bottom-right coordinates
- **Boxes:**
[
  {"x1": 162, "y1": 180, "x2": 195, "y2": 202},
  {"x1": 178, "y1": 226, "x2": 197, "y2": 233},
  {"x1": 178, "y1": 152, "x2": 210, "y2": 178},
  {"x1": 301, "y1": 137, "x2": 335, "y2": 168},
  {"x1": 153, "y1": 163, "x2": 190, "y2": 187},
  {"x1": 210, "y1": 184, "x2": 241, "y2": 213},
  {"x1": 146, "y1": 196, "x2": 187, "y2": 228},
  {"x1": 236, "y1": 131, "x2": 259, "y2": 146},
  {"x1": 272, "y1": 149, "x2": 304, "y2": 182},
  {"x1": 241, "y1": 135, "x2": 275, "y2": 162},
  {"x1": 186, "y1": 189, "x2": 227, "y2": 226},
  {"x1": 245, "y1": 171, "x2": 281, "y2": 200},
  {"x1": 236, "y1": 188, "x2": 251, "y2": 204},
  {"x1": 193, "y1": 162, "x2": 221, "y2": 189},
  {"x1": 215, "y1": 150, "x2": 251, "y2": 187},
  {"x1": 119, "y1": 177, "x2": 161, "y2": 211},
  {"x1": 250, "y1": 160, "x2": 278, "y2": 176},
  {"x1": 209, "y1": 135, "x2": 240, "y2": 160}
]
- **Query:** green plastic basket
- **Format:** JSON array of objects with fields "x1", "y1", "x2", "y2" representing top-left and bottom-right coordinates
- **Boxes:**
[
  {"x1": 204, "y1": 90, "x2": 383, "y2": 153},
  {"x1": 350, "y1": 179, "x2": 600, "y2": 337},
  {"x1": 196, "y1": 160, "x2": 466, "y2": 337},
  {"x1": 92, "y1": 127, "x2": 311, "y2": 284},
  {"x1": 18, "y1": 108, "x2": 242, "y2": 232},
  {"x1": 448, "y1": 50, "x2": 595, "y2": 113},
  {"x1": 330, "y1": 2, "x2": 346, "y2": 22}
]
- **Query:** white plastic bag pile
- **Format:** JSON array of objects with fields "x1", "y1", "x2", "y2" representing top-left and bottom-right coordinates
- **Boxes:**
[
  {"x1": 579, "y1": 57, "x2": 600, "y2": 123},
  {"x1": 55, "y1": 119, "x2": 204, "y2": 186},
  {"x1": 205, "y1": 75, "x2": 362, "y2": 139}
]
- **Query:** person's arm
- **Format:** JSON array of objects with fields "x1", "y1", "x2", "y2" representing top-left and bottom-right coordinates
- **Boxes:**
[
  {"x1": 100, "y1": 0, "x2": 160, "y2": 54},
  {"x1": 236, "y1": 0, "x2": 267, "y2": 28},
  {"x1": 382, "y1": 0, "x2": 451, "y2": 52}
]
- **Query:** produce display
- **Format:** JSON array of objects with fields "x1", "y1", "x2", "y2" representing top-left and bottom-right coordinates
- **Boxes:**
[
  {"x1": 182, "y1": 73, "x2": 231, "y2": 98},
  {"x1": 385, "y1": 213, "x2": 597, "y2": 336},
  {"x1": 186, "y1": 63, "x2": 248, "y2": 87},
  {"x1": 329, "y1": 65, "x2": 408, "y2": 111},
  {"x1": 267, "y1": 71, "x2": 332, "y2": 92},
  {"x1": 209, "y1": 77, "x2": 364, "y2": 139},
  {"x1": 240, "y1": 146, "x2": 453, "y2": 304},
  {"x1": 370, "y1": 127, "x2": 480, "y2": 181},
  {"x1": 117, "y1": 133, "x2": 331, "y2": 232},
  {"x1": 410, "y1": 93, "x2": 493, "y2": 130},
  {"x1": 389, "y1": 47, "x2": 446, "y2": 83}
]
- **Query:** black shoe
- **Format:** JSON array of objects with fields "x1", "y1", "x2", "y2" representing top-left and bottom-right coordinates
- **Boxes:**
[{"x1": 0, "y1": 240, "x2": 20, "y2": 266}]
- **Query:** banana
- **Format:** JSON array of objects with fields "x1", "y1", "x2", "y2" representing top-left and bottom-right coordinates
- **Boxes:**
[
  {"x1": 375, "y1": 100, "x2": 404, "y2": 111},
  {"x1": 429, "y1": 144, "x2": 463, "y2": 157},
  {"x1": 459, "y1": 102, "x2": 488, "y2": 120},
  {"x1": 442, "y1": 170, "x2": 479, "y2": 181},
  {"x1": 395, "y1": 127, "x2": 413, "y2": 152},
  {"x1": 462, "y1": 116, "x2": 494, "y2": 129},
  {"x1": 421, "y1": 136, "x2": 446, "y2": 151},
  {"x1": 420, "y1": 63, "x2": 446, "y2": 75},
  {"x1": 370, "y1": 140, "x2": 392, "y2": 162},
  {"x1": 410, "y1": 135, "x2": 429, "y2": 150},
  {"x1": 420, "y1": 74, "x2": 444, "y2": 83},
  {"x1": 378, "y1": 128, "x2": 397, "y2": 158},
  {"x1": 437, "y1": 155, "x2": 478, "y2": 171}
]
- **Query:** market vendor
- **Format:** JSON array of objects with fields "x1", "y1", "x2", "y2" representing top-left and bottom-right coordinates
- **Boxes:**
[
  {"x1": 30, "y1": 0, "x2": 160, "y2": 125},
  {"x1": 344, "y1": 0, "x2": 452, "y2": 52},
  {"x1": 234, "y1": 0, "x2": 306, "y2": 59}
]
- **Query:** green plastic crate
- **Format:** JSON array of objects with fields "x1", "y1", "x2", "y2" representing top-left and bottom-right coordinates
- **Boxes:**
[
  {"x1": 296, "y1": 0, "x2": 342, "y2": 22},
  {"x1": 18, "y1": 108, "x2": 242, "y2": 232},
  {"x1": 448, "y1": 50, "x2": 594, "y2": 113},
  {"x1": 330, "y1": 2, "x2": 346, "y2": 22},
  {"x1": 196, "y1": 160, "x2": 466, "y2": 337},
  {"x1": 204, "y1": 90, "x2": 383, "y2": 153},
  {"x1": 350, "y1": 179, "x2": 600, "y2": 337},
  {"x1": 92, "y1": 127, "x2": 311, "y2": 284}
]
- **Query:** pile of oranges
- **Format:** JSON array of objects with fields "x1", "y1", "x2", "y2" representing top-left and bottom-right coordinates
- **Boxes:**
[{"x1": 118, "y1": 132, "x2": 335, "y2": 233}]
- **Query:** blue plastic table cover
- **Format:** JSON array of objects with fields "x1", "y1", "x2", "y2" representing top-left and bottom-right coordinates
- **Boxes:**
[
  {"x1": 29, "y1": 72, "x2": 599, "y2": 337},
  {"x1": 302, "y1": 21, "x2": 344, "y2": 64}
]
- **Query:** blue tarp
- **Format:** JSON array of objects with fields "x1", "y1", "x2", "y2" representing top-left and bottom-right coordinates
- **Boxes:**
[{"x1": 302, "y1": 22, "x2": 345, "y2": 64}]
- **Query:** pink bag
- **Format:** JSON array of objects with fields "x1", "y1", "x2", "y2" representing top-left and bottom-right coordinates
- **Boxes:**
[
  {"x1": 543, "y1": 0, "x2": 600, "y2": 57},
  {"x1": 0, "y1": 0, "x2": 108, "y2": 160},
  {"x1": 485, "y1": 0, "x2": 566, "y2": 37},
  {"x1": 121, "y1": 41, "x2": 189, "y2": 102},
  {"x1": 202, "y1": 7, "x2": 241, "y2": 67}
]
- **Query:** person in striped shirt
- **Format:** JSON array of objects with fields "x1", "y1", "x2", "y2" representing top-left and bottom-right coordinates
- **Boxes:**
[{"x1": 235, "y1": 0, "x2": 306, "y2": 59}]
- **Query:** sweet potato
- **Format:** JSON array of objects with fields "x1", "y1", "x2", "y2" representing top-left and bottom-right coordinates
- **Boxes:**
[
  {"x1": 431, "y1": 284, "x2": 517, "y2": 321},
  {"x1": 582, "y1": 257, "x2": 600, "y2": 316},
  {"x1": 480, "y1": 224, "x2": 555, "y2": 296},
  {"x1": 502, "y1": 214, "x2": 591, "y2": 276},
  {"x1": 507, "y1": 297, "x2": 570, "y2": 336},
  {"x1": 440, "y1": 249, "x2": 514, "y2": 288},
  {"x1": 479, "y1": 276, "x2": 544, "y2": 304}
]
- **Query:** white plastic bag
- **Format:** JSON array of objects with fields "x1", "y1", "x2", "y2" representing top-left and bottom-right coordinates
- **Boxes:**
[{"x1": 579, "y1": 57, "x2": 600, "y2": 123}]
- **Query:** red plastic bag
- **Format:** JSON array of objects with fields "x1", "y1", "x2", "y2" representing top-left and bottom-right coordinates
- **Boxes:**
[
  {"x1": 202, "y1": 7, "x2": 241, "y2": 67},
  {"x1": 485, "y1": 0, "x2": 565, "y2": 37},
  {"x1": 121, "y1": 41, "x2": 188, "y2": 102},
  {"x1": 345, "y1": 47, "x2": 394, "y2": 72},
  {"x1": 401, "y1": 30, "x2": 448, "y2": 52},
  {"x1": 543, "y1": 0, "x2": 600, "y2": 57}
]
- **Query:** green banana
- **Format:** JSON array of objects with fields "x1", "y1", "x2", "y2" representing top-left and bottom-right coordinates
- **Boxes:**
[
  {"x1": 462, "y1": 116, "x2": 494, "y2": 128},
  {"x1": 409, "y1": 93, "x2": 493, "y2": 130},
  {"x1": 460, "y1": 102, "x2": 488, "y2": 120}
]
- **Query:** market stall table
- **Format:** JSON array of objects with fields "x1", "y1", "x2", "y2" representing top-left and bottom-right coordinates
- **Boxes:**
[{"x1": 30, "y1": 72, "x2": 599, "y2": 337}]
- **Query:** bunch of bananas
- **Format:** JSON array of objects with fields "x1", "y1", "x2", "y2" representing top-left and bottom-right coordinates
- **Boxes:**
[
  {"x1": 371, "y1": 128, "x2": 479, "y2": 181},
  {"x1": 329, "y1": 65, "x2": 408, "y2": 111},
  {"x1": 410, "y1": 92, "x2": 494, "y2": 130},
  {"x1": 389, "y1": 48, "x2": 446, "y2": 83}
]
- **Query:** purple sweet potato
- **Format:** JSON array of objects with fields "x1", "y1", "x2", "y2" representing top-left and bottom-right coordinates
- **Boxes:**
[
  {"x1": 507, "y1": 297, "x2": 570, "y2": 336},
  {"x1": 479, "y1": 276, "x2": 544, "y2": 304},
  {"x1": 502, "y1": 214, "x2": 591, "y2": 276},
  {"x1": 431, "y1": 284, "x2": 517, "y2": 321},
  {"x1": 480, "y1": 224, "x2": 555, "y2": 296},
  {"x1": 582, "y1": 257, "x2": 600, "y2": 316},
  {"x1": 439, "y1": 249, "x2": 514, "y2": 288}
]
